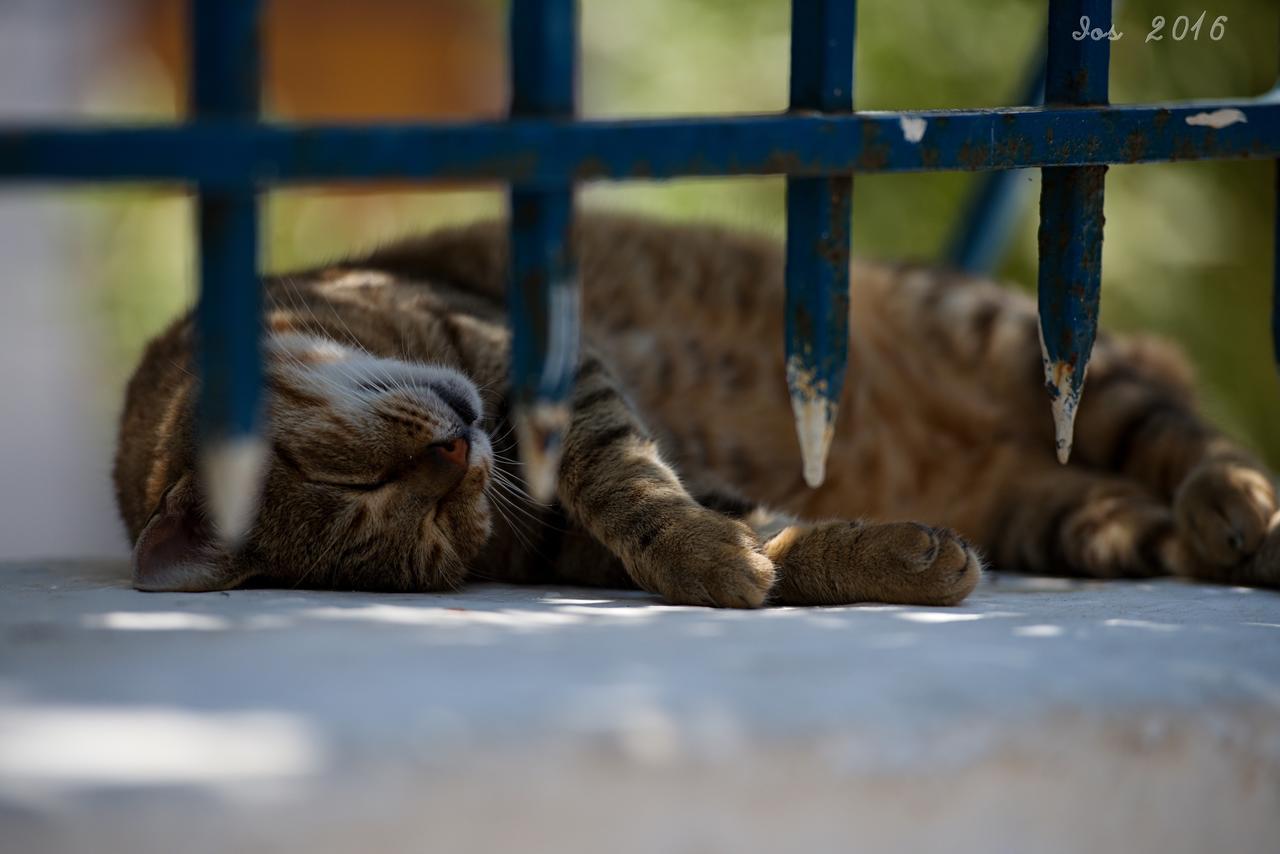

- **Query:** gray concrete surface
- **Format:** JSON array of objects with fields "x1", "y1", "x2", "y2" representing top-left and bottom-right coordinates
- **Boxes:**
[{"x1": 1, "y1": 561, "x2": 1279, "y2": 853}]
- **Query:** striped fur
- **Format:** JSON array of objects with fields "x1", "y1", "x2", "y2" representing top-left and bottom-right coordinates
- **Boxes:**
[{"x1": 113, "y1": 214, "x2": 1280, "y2": 605}]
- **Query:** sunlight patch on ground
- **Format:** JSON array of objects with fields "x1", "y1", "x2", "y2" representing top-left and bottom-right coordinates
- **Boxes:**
[
  {"x1": 1103, "y1": 618, "x2": 1181, "y2": 632},
  {"x1": 1012, "y1": 624, "x2": 1064, "y2": 638},
  {"x1": 0, "y1": 704, "x2": 323, "y2": 795},
  {"x1": 300, "y1": 603, "x2": 585, "y2": 630},
  {"x1": 82, "y1": 611, "x2": 232, "y2": 631},
  {"x1": 895, "y1": 611, "x2": 986, "y2": 624}
]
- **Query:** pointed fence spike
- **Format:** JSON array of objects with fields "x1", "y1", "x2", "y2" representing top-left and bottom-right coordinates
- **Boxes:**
[
  {"x1": 513, "y1": 400, "x2": 571, "y2": 504},
  {"x1": 200, "y1": 435, "x2": 268, "y2": 544},
  {"x1": 790, "y1": 391, "x2": 837, "y2": 489}
]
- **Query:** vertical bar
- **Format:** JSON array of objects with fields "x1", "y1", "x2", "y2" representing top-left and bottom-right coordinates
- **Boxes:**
[
  {"x1": 192, "y1": 0, "x2": 265, "y2": 541},
  {"x1": 1274, "y1": 158, "x2": 1279, "y2": 372},
  {"x1": 785, "y1": 0, "x2": 855, "y2": 488},
  {"x1": 947, "y1": 51, "x2": 1045, "y2": 273},
  {"x1": 508, "y1": 0, "x2": 580, "y2": 501},
  {"x1": 1037, "y1": 0, "x2": 1111, "y2": 463},
  {"x1": 1273, "y1": 24, "x2": 1280, "y2": 375}
]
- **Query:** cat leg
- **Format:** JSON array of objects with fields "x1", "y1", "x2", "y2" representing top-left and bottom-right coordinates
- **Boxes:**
[
  {"x1": 1069, "y1": 340, "x2": 1279, "y2": 586},
  {"x1": 557, "y1": 357, "x2": 981, "y2": 607},
  {"x1": 985, "y1": 462, "x2": 1197, "y2": 580},
  {"x1": 556, "y1": 356, "x2": 777, "y2": 607}
]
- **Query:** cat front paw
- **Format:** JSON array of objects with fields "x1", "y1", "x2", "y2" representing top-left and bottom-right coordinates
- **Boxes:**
[
  {"x1": 633, "y1": 511, "x2": 776, "y2": 608},
  {"x1": 768, "y1": 520, "x2": 983, "y2": 606},
  {"x1": 1241, "y1": 516, "x2": 1280, "y2": 588},
  {"x1": 1174, "y1": 460, "x2": 1278, "y2": 578}
]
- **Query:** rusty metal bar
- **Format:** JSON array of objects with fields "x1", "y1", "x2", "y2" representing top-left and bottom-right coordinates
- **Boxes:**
[
  {"x1": 507, "y1": 0, "x2": 580, "y2": 501},
  {"x1": 785, "y1": 0, "x2": 855, "y2": 488},
  {"x1": 1036, "y1": 0, "x2": 1111, "y2": 463},
  {"x1": 192, "y1": 0, "x2": 264, "y2": 543},
  {"x1": 5, "y1": 99, "x2": 1280, "y2": 185}
]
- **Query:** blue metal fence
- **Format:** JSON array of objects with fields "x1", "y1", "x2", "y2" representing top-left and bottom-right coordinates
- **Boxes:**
[{"x1": 2, "y1": 0, "x2": 1278, "y2": 539}]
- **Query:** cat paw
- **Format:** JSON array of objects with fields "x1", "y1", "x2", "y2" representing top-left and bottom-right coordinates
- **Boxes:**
[
  {"x1": 635, "y1": 512, "x2": 776, "y2": 609},
  {"x1": 1239, "y1": 516, "x2": 1280, "y2": 588},
  {"x1": 853, "y1": 522, "x2": 983, "y2": 606},
  {"x1": 1174, "y1": 460, "x2": 1278, "y2": 575},
  {"x1": 768, "y1": 521, "x2": 982, "y2": 606}
]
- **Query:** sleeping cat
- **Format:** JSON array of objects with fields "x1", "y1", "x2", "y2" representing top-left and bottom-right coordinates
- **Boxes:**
[{"x1": 113, "y1": 214, "x2": 1280, "y2": 607}]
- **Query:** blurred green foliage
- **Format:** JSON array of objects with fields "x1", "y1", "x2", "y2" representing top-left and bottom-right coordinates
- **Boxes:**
[{"x1": 95, "y1": 0, "x2": 1279, "y2": 464}]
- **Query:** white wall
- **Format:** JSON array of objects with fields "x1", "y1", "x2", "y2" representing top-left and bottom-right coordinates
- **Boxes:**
[{"x1": 0, "y1": 0, "x2": 131, "y2": 559}]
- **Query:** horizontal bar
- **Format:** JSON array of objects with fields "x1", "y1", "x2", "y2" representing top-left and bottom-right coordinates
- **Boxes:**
[{"x1": 2, "y1": 98, "x2": 1277, "y2": 187}]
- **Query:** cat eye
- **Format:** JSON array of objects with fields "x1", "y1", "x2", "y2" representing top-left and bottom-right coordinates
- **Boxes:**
[
  {"x1": 273, "y1": 443, "x2": 391, "y2": 492},
  {"x1": 309, "y1": 475, "x2": 391, "y2": 492}
]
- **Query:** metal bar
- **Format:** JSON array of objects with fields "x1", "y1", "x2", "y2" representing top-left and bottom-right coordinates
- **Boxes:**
[
  {"x1": 507, "y1": 0, "x2": 579, "y2": 501},
  {"x1": 192, "y1": 0, "x2": 265, "y2": 542},
  {"x1": 3, "y1": 99, "x2": 1277, "y2": 185},
  {"x1": 1037, "y1": 0, "x2": 1111, "y2": 464},
  {"x1": 947, "y1": 47, "x2": 1046, "y2": 272},
  {"x1": 1273, "y1": 28, "x2": 1280, "y2": 375},
  {"x1": 785, "y1": 0, "x2": 854, "y2": 488}
]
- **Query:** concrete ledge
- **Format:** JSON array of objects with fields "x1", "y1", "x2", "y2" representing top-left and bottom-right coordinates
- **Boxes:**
[{"x1": 2, "y1": 562, "x2": 1279, "y2": 853}]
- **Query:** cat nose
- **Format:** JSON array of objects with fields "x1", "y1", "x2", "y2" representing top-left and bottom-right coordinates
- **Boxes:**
[{"x1": 432, "y1": 436, "x2": 469, "y2": 469}]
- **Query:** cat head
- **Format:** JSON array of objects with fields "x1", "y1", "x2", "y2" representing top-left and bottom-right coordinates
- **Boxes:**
[{"x1": 131, "y1": 332, "x2": 494, "y2": 593}]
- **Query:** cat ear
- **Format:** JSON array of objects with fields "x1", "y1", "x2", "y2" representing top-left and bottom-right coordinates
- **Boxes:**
[{"x1": 132, "y1": 479, "x2": 244, "y2": 592}]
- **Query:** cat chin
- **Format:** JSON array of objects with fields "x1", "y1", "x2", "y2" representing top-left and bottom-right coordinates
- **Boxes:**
[{"x1": 424, "y1": 486, "x2": 493, "y2": 567}]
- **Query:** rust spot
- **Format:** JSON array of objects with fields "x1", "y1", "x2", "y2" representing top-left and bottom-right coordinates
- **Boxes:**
[
  {"x1": 816, "y1": 233, "x2": 849, "y2": 269},
  {"x1": 993, "y1": 134, "x2": 1033, "y2": 167},
  {"x1": 857, "y1": 122, "x2": 888, "y2": 172},
  {"x1": 573, "y1": 157, "x2": 608, "y2": 180},
  {"x1": 958, "y1": 142, "x2": 987, "y2": 171},
  {"x1": 856, "y1": 146, "x2": 888, "y2": 171},
  {"x1": 764, "y1": 150, "x2": 805, "y2": 174},
  {"x1": 1152, "y1": 109, "x2": 1171, "y2": 132},
  {"x1": 1123, "y1": 131, "x2": 1148, "y2": 163},
  {"x1": 792, "y1": 303, "x2": 814, "y2": 343},
  {"x1": 1173, "y1": 138, "x2": 1199, "y2": 161}
]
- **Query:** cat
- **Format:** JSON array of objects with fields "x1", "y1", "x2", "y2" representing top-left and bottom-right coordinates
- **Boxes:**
[{"x1": 113, "y1": 214, "x2": 1280, "y2": 607}]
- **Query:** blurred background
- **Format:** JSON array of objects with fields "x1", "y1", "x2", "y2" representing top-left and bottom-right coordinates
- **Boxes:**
[{"x1": 1, "y1": 0, "x2": 1276, "y2": 560}]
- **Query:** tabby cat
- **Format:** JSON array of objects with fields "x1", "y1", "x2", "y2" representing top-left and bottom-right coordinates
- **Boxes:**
[{"x1": 113, "y1": 214, "x2": 1280, "y2": 607}]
